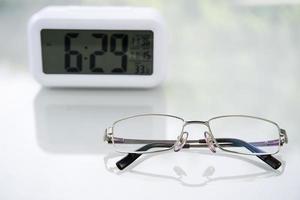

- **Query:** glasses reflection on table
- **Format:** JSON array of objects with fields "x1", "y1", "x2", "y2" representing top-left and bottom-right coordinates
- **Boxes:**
[
  {"x1": 34, "y1": 88, "x2": 166, "y2": 154},
  {"x1": 104, "y1": 151, "x2": 286, "y2": 187}
]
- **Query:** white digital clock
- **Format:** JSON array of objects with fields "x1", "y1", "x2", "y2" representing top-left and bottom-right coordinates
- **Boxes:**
[{"x1": 28, "y1": 6, "x2": 166, "y2": 88}]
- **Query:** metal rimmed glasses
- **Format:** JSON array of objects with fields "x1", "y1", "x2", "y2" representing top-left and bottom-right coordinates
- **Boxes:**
[{"x1": 104, "y1": 114, "x2": 288, "y2": 170}]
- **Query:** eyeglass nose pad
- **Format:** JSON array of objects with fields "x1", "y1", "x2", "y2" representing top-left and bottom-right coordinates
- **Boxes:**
[
  {"x1": 174, "y1": 131, "x2": 189, "y2": 152},
  {"x1": 204, "y1": 131, "x2": 216, "y2": 153}
]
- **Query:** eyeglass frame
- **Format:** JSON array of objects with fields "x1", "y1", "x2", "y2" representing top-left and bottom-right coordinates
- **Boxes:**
[{"x1": 104, "y1": 113, "x2": 288, "y2": 156}]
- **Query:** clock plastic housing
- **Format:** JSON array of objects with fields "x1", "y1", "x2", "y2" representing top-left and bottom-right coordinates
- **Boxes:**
[{"x1": 28, "y1": 6, "x2": 166, "y2": 88}]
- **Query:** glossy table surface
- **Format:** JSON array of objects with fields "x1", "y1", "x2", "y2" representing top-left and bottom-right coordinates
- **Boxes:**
[{"x1": 1, "y1": 1, "x2": 300, "y2": 199}]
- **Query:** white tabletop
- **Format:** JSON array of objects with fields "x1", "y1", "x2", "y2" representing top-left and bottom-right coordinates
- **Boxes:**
[{"x1": 0, "y1": 1, "x2": 300, "y2": 200}]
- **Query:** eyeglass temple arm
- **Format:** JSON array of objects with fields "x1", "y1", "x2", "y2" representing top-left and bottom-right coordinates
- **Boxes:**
[
  {"x1": 110, "y1": 137, "x2": 285, "y2": 147},
  {"x1": 114, "y1": 138, "x2": 282, "y2": 170},
  {"x1": 105, "y1": 128, "x2": 288, "y2": 146},
  {"x1": 115, "y1": 143, "x2": 176, "y2": 170},
  {"x1": 216, "y1": 138, "x2": 282, "y2": 170}
]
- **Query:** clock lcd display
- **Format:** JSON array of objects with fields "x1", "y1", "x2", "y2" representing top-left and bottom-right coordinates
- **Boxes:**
[{"x1": 41, "y1": 29, "x2": 153, "y2": 75}]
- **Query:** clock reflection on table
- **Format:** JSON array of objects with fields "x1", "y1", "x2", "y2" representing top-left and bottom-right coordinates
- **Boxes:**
[{"x1": 34, "y1": 88, "x2": 165, "y2": 154}]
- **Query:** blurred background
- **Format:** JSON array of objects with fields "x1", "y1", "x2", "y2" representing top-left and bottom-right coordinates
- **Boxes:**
[{"x1": 0, "y1": 0, "x2": 299, "y2": 115}]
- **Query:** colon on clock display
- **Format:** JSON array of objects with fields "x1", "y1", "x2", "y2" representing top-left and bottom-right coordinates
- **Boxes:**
[{"x1": 41, "y1": 29, "x2": 153, "y2": 75}]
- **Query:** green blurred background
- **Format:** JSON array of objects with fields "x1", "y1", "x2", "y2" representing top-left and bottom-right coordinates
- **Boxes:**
[{"x1": 0, "y1": 0, "x2": 299, "y2": 114}]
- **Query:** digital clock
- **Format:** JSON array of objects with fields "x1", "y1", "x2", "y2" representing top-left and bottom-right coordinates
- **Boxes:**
[{"x1": 28, "y1": 6, "x2": 166, "y2": 88}]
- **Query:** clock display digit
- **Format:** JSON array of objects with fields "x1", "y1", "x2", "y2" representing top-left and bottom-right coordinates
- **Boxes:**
[
  {"x1": 90, "y1": 33, "x2": 108, "y2": 73},
  {"x1": 110, "y1": 34, "x2": 128, "y2": 73},
  {"x1": 64, "y1": 33, "x2": 82, "y2": 72}
]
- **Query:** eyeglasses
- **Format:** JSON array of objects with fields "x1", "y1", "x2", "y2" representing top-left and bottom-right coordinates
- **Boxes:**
[{"x1": 104, "y1": 114, "x2": 288, "y2": 170}]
